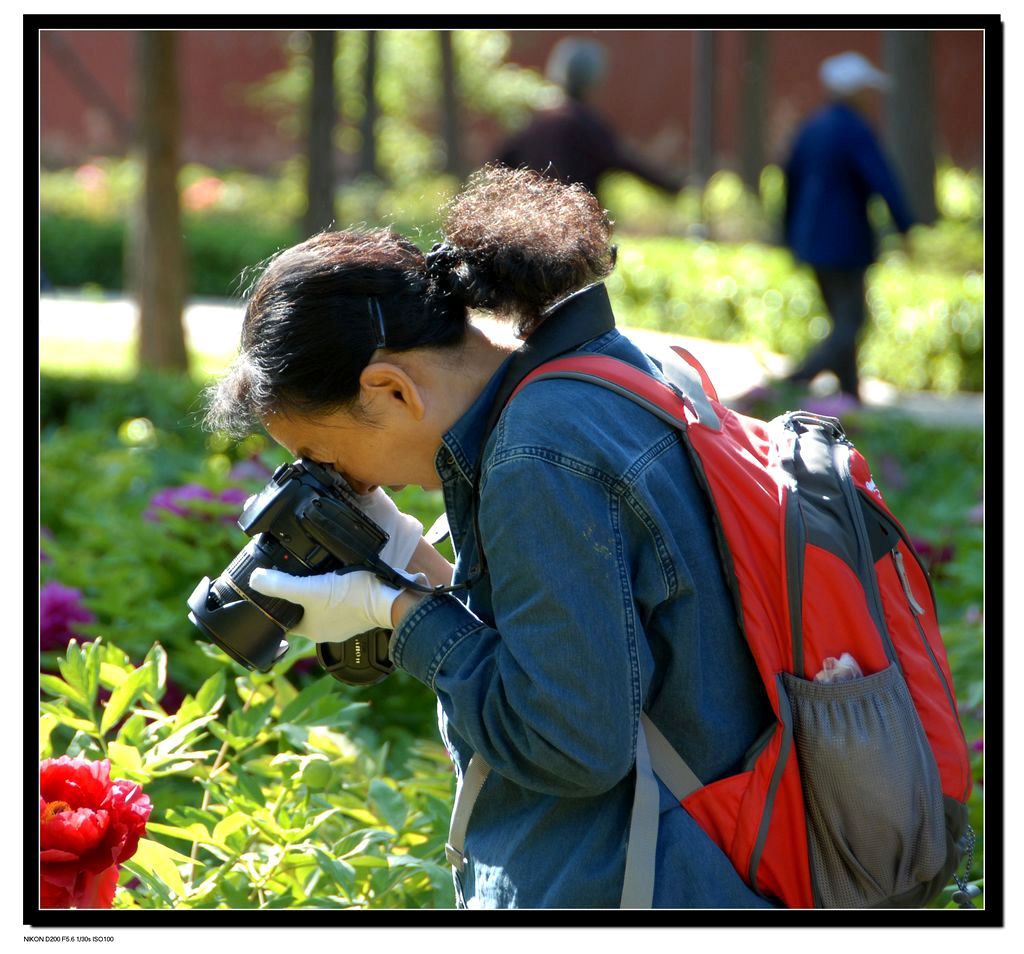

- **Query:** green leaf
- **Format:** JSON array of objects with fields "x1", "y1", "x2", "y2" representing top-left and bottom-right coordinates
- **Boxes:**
[
  {"x1": 212, "y1": 811, "x2": 250, "y2": 846},
  {"x1": 100, "y1": 663, "x2": 152, "y2": 735},
  {"x1": 131, "y1": 837, "x2": 194, "y2": 901},
  {"x1": 195, "y1": 670, "x2": 226, "y2": 714},
  {"x1": 277, "y1": 675, "x2": 337, "y2": 724},
  {"x1": 288, "y1": 807, "x2": 340, "y2": 843},
  {"x1": 83, "y1": 638, "x2": 102, "y2": 704},
  {"x1": 99, "y1": 661, "x2": 130, "y2": 689},
  {"x1": 142, "y1": 642, "x2": 168, "y2": 700},
  {"x1": 40, "y1": 673, "x2": 87, "y2": 708},
  {"x1": 337, "y1": 807, "x2": 381, "y2": 827},
  {"x1": 348, "y1": 855, "x2": 388, "y2": 869},
  {"x1": 40, "y1": 700, "x2": 97, "y2": 734},
  {"x1": 145, "y1": 713, "x2": 218, "y2": 765},
  {"x1": 120, "y1": 858, "x2": 177, "y2": 908},
  {"x1": 106, "y1": 740, "x2": 144, "y2": 774},
  {"x1": 312, "y1": 846, "x2": 356, "y2": 895},
  {"x1": 228, "y1": 696, "x2": 275, "y2": 738},
  {"x1": 336, "y1": 827, "x2": 395, "y2": 860},
  {"x1": 58, "y1": 640, "x2": 88, "y2": 699},
  {"x1": 116, "y1": 713, "x2": 148, "y2": 748},
  {"x1": 145, "y1": 821, "x2": 220, "y2": 849},
  {"x1": 369, "y1": 779, "x2": 408, "y2": 832},
  {"x1": 40, "y1": 713, "x2": 58, "y2": 759}
]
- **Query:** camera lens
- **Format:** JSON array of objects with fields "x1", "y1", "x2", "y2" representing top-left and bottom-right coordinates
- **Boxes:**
[
  {"x1": 222, "y1": 538, "x2": 305, "y2": 631},
  {"x1": 187, "y1": 537, "x2": 310, "y2": 671}
]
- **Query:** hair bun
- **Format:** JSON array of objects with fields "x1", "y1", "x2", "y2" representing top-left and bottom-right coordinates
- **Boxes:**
[{"x1": 425, "y1": 241, "x2": 496, "y2": 310}]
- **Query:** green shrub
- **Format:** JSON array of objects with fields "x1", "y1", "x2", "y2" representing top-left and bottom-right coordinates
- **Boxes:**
[
  {"x1": 606, "y1": 235, "x2": 983, "y2": 393},
  {"x1": 41, "y1": 213, "x2": 127, "y2": 290}
]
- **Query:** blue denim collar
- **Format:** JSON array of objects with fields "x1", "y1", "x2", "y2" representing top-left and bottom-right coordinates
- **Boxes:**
[
  {"x1": 436, "y1": 283, "x2": 619, "y2": 487},
  {"x1": 436, "y1": 349, "x2": 518, "y2": 486}
]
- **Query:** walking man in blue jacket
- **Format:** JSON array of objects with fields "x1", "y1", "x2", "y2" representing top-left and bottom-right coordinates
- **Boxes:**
[{"x1": 782, "y1": 51, "x2": 915, "y2": 401}]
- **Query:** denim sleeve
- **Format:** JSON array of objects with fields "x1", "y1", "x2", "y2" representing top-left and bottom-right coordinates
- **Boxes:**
[{"x1": 391, "y1": 452, "x2": 644, "y2": 798}]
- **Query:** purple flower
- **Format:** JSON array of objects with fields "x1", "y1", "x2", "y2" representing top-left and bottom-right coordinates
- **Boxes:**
[
  {"x1": 290, "y1": 657, "x2": 319, "y2": 677},
  {"x1": 802, "y1": 393, "x2": 862, "y2": 418},
  {"x1": 971, "y1": 739, "x2": 984, "y2": 753},
  {"x1": 160, "y1": 678, "x2": 186, "y2": 714},
  {"x1": 911, "y1": 536, "x2": 956, "y2": 571},
  {"x1": 40, "y1": 582, "x2": 95, "y2": 652},
  {"x1": 876, "y1": 454, "x2": 907, "y2": 492},
  {"x1": 144, "y1": 483, "x2": 216, "y2": 521},
  {"x1": 218, "y1": 487, "x2": 249, "y2": 507},
  {"x1": 145, "y1": 484, "x2": 249, "y2": 525},
  {"x1": 229, "y1": 457, "x2": 273, "y2": 483}
]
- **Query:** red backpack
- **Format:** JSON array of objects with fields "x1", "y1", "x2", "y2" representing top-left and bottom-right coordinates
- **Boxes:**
[{"x1": 508, "y1": 346, "x2": 974, "y2": 909}]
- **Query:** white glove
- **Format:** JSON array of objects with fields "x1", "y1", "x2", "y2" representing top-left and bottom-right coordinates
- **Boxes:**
[
  {"x1": 249, "y1": 567, "x2": 412, "y2": 643},
  {"x1": 354, "y1": 488, "x2": 423, "y2": 569}
]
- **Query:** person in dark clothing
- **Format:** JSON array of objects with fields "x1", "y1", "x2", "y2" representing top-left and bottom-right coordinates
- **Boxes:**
[
  {"x1": 497, "y1": 38, "x2": 682, "y2": 198},
  {"x1": 782, "y1": 51, "x2": 915, "y2": 400}
]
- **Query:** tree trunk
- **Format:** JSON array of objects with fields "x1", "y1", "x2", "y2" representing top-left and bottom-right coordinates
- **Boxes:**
[
  {"x1": 439, "y1": 31, "x2": 462, "y2": 178},
  {"x1": 881, "y1": 31, "x2": 938, "y2": 225},
  {"x1": 135, "y1": 30, "x2": 188, "y2": 373},
  {"x1": 738, "y1": 31, "x2": 769, "y2": 195},
  {"x1": 690, "y1": 30, "x2": 716, "y2": 189},
  {"x1": 304, "y1": 30, "x2": 337, "y2": 236},
  {"x1": 359, "y1": 30, "x2": 379, "y2": 178}
]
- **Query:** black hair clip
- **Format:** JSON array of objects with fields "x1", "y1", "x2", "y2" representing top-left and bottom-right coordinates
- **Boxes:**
[{"x1": 368, "y1": 297, "x2": 386, "y2": 349}]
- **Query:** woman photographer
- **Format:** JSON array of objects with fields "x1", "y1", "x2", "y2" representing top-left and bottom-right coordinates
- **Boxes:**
[{"x1": 205, "y1": 165, "x2": 774, "y2": 909}]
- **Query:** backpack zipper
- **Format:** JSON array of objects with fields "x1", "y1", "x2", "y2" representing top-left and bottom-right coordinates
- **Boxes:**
[{"x1": 892, "y1": 547, "x2": 926, "y2": 615}]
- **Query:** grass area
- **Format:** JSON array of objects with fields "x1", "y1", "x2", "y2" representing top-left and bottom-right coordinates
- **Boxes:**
[{"x1": 40, "y1": 336, "x2": 237, "y2": 381}]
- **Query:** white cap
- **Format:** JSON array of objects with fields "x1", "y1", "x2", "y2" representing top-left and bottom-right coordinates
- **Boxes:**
[{"x1": 819, "y1": 51, "x2": 892, "y2": 96}]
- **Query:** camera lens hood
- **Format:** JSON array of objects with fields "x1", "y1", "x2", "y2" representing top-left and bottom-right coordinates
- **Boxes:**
[{"x1": 187, "y1": 577, "x2": 289, "y2": 672}]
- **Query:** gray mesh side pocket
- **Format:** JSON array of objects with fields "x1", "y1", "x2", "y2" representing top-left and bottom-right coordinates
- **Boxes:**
[{"x1": 781, "y1": 664, "x2": 947, "y2": 908}]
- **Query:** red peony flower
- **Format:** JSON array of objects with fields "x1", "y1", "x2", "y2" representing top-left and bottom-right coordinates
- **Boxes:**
[{"x1": 39, "y1": 757, "x2": 152, "y2": 908}]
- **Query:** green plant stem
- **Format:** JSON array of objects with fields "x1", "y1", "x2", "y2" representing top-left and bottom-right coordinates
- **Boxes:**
[{"x1": 186, "y1": 685, "x2": 256, "y2": 891}]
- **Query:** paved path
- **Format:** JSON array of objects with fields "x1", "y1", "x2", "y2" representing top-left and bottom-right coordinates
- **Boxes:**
[{"x1": 38, "y1": 292, "x2": 984, "y2": 429}]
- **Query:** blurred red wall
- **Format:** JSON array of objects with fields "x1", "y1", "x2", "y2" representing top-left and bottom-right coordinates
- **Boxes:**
[
  {"x1": 39, "y1": 28, "x2": 984, "y2": 173},
  {"x1": 506, "y1": 29, "x2": 984, "y2": 169}
]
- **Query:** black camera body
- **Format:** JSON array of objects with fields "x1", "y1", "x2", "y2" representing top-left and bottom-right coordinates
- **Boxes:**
[{"x1": 187, "y1": 458, "x2": 404, "y2": 686}]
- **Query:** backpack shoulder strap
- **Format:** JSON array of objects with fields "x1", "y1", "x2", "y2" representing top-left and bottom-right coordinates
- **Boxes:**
[{"x1": 509, "y1": 350, "x2": 722, "y2": 432}]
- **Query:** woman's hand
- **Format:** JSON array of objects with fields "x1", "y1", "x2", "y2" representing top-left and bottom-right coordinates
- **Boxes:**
[{"x1": 249, "y1": 567, "x2": 410, "y2": 643}]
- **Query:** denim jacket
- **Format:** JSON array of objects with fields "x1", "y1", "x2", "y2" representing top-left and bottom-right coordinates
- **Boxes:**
[{"x1": 391, "y1": 320, "x2": 775, "y2": 909}]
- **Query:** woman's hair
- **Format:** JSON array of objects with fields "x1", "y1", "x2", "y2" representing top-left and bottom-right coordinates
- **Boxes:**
[{"x1": 204, "y1": 164, "x2": 615, "y2": 437}]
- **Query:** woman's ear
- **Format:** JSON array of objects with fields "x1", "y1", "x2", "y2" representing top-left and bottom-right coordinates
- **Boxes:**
[{"x1": 359, "y1": 361, "x2": 426, "y2": 421}]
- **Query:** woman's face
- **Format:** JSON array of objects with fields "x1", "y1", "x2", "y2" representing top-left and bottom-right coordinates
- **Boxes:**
[
  {"x1": 260, "y1": 333, "x2": 510, "y2": 494},
  {"x1": 263, "y1": 406, "x2": 437, "y2": 494}
]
